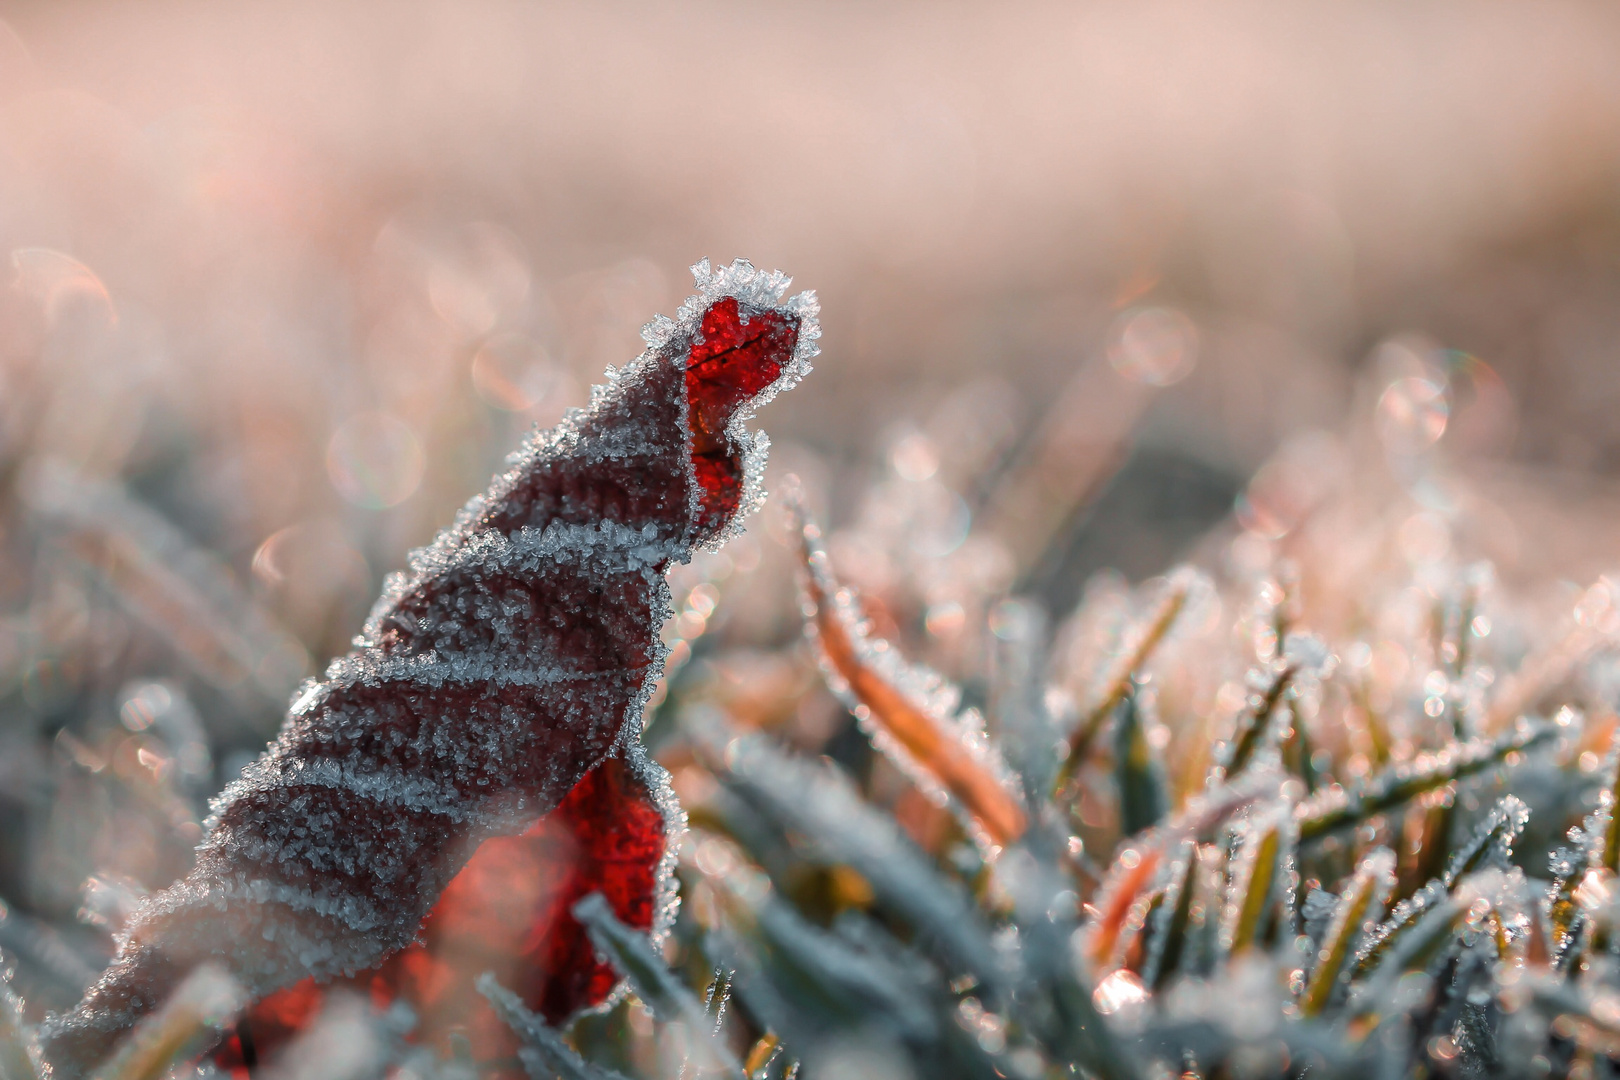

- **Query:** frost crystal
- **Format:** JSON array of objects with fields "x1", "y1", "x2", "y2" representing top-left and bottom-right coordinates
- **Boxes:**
[{"x1": 41, "y1": 259, "x2": 815, "y2": 1079}]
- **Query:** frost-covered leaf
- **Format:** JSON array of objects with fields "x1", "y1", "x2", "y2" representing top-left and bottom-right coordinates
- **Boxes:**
[{"x1": 42, "y1": 259, "x2": 815, "y2": 1079}]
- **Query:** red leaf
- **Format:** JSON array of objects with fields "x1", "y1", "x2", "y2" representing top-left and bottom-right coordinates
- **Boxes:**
[
  {"x1": 42, "y1": 259, "x2": 817, "y2": 1079},
  {"x1": 214, "y1": 745, "x2": 675, "y2": 1076}
]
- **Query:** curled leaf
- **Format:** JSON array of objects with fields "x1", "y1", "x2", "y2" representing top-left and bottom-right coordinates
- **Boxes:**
[{"x1": 43, "y1": 259, "x2": 815, "y2": 1079}]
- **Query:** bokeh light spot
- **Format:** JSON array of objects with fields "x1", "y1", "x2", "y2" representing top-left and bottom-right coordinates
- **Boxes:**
[
  {"x1": 1107, "y1": 306, "x2": 1199, "y2": 387},
  {"x1": 471, "y1": 333, "x2": 565, "y2": 412},
  {"x1": 1376, "y1": 376, "x2": 1448, "y2": 453},
  {"x1": 326, "y1": 412, "x2": 425, "y2": 509}
]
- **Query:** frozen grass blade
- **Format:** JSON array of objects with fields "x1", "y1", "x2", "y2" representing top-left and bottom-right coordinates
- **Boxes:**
[
  {"x1": 571, "y1": 895, "x2": 746, "y2": 1080},
  {"x1": 1081, "y1": 773, "x2": 1279, "y2": 968},
  {"x1": 85, "y1": 965, "x2": 244, "y2": 1080},
  {"x1": 1348, "y1": 897, "x2": 1466, "y2": 1023},
  {"x1": 1589, "y1": 741, "x2": 1620, "y2": 873},
  {"x1": 790, "y1": 503, "x2": 1027, "y2": 848},
  {"x1": 1301, "y1": 849, "x2": 1395, "y2": 1016},
  {"x1": 1219, "y1": 802, "x2": 1296, "y2": 958},
  {"x1": 1215, "y1": 661, "x2": 1298, "y2": 782},
  {"x1": 1296, "y1": 719, "x2": 1558, "y2": 841},
  {"x1": 1141, "y1": 842, "x2": 1198, "y2": 992},
  {"x1": 0, "y1": 972, "x2": 39, "y2": 1080},
  {"x1": 1059, "y1": 571, "x2": 1192, "y2": 784},
  {"x1": 702, "y1": 892, "x2": 943, "y2": 1061},
  {"x1": 1441, "y1": 795, "x2": 1529, "y2": 888},
  {"x1": 716, "y1": 736, "x2": 1010, "y2": 998},
  {"x1": 478, "y1": 974, "x2": 632, "y2": 1080},
  {"x1": 1112, "y1": 687, "x2": 1168, "y2": 838},
  {"x1": 1545, "y1": 842, "x2": 1589, "y2": 962}
]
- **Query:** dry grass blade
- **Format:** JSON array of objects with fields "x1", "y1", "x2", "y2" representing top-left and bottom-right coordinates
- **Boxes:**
[
  {"x1": 1058, "y1": 574, "x2": 1192, "y2": 786},
  {"x1": 0, "y1": 976, "x2": 39, "y2": 1080},
  {"x1": 1484, "y1": 579, "x2": 1619, "y2": 734},
  {"x1": 1081, "y1": 775, "x2": 1279, "y2": 968},
  {"x1": 85, "y1": 966, "x2": 244, "y2": 1080},
  {"x1": 791, "y1": 506, "x2": 1027, "y2": 847}
]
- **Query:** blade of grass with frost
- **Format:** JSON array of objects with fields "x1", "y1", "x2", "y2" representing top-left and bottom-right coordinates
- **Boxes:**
[
  {"x1": 718, "y1": 736, "x2": 1010, "y2": 998},
  {"x1": 24, "y1": 461, "x2": 306, "y2": 721},
  {"x1": 1441, "y1": 795, "x2": 1528, "y2": 888},
  {"x1": 1080, "y1": 771, "x2": 1280, "y2": 968},
  {"x1": 86, "y1": 966, "x2": 244, "y2": 1080},
  {"x1": 1219, "y1": 633, "x2": 1333, "y2": 784},
  {"x1": 705, "y1": 921, "x2": 1001, "y2": 1080},
  {"x1": 789, "y1": 504, "x2": 1028, "y2": 848},
  {"x1": 1350, "y1": 879, "x2": 1452, "y2": 980},
  {"x1": 477, "y1": 974, "x2": 632, "y2": 1080},
  {"x1": 1300, "y1": 849, "x2": 1395, "y2": 1017},
  {"x1": 1545, "y1": 843, "x2": 1589, "y2": 961},
  {"x1": 1345, "y1": 898, "x2": 1467, "y2": 1028},
  {"x1": 1296, "y1": 719, "x2": 1558, "y2": 841},
  {"x1": 571, "y1": 894, "x2": 746, "y2": 1080},
  {"x1": 1582, "y1": 740, "x2": 1620, "y2": 872},
  {"x1": 1281, "y1": 700, "x2": 1321, "y2": 795},
  {"x1": 1112, "y1": 686, "x2": 1167, "y2": 837},
  {"x1": 987, "y1": 599, "x2": 1059, "y2": 803},
  {"x1": 1058, "y1": 571, "x2": 1193, "y2": 786},
  {"x1": 997, "y1": 851, "x2": 1140, "y2": 1080},
  {"x1": 1141, "y1": 842, "x2": 1197, "y2": 992},
  {"x1": 1213, "y1": 661, "x2": 1296, "y2": 782},
  {"x1": 0, "y1": 975, "x2": 39, "y2": 1080},
  {"x1": 727, "y1": 893, "x2": 937, "y2": 1044},
  {"x1": 1219, "y1": 801, "x2": 1296, "y2": 959}
]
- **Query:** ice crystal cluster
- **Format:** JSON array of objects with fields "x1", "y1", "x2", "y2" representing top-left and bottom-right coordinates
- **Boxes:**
[{"x1": 9, "y1": 257, "x2": 1620, "y2": 1080}]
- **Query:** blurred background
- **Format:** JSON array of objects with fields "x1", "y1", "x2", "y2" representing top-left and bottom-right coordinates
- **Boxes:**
[{"x1": 5, "y1": 0, "x2": 1620, "y2": 1030}]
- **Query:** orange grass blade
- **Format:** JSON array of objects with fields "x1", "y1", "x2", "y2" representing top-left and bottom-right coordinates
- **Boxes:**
[
  {"x1": 791, "y1": 506, "x2": 1028, "y2": 848},
  {"x1": 1057, "y1": 573, "x2": 1192, "y2": 787}
]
